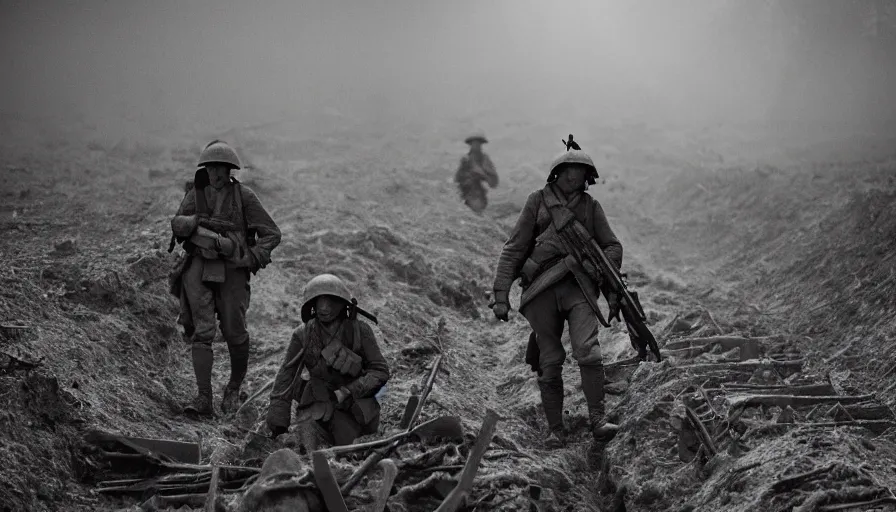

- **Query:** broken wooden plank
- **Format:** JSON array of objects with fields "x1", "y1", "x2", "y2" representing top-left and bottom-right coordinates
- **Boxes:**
[
  {"x1": 312, "y1": 451, "x2": 349, "y2": 512},
  {"x1": 324, "y1": 415, "x2": 463, "y2": 457},
  {"x1": 818, "y1": 496, "x2": 896, "y2": 511},
  {"x1": 118, "y1": 435, "x2": 201, "y2": 464},
  {"x1": 434, "y1": 409, "x2": 501, "y2": 512},
  {"x1": 753, "y1": 419, "x2": 896, "y2": 436},
  {"x1": 717, "y1": 383, "x2": 836, "y2": 396},
  {"x1": 604, "y1": 355, "x2": 643, "y2": 369},
  {"x1": 399, "y1": 385, "x2": 420, "y2": 429},
  {"x1": 372, "y1": 459, "x2": 398, "y2": 512},
  {"x1": 770, "y1": 463, "x2": 837, "y2": 493},
  {"x1": 406, "y1": 354, "x2": 443, "y2": 429},
  {"x1": 678, "y1": 359, "x2": 804, "y2": 372},
  {"x1": 204, "y1": 465, "x2": 219, "y2": 512},
  {"x1": 729, "y1": 393, "x2": 876, "y2": 410},
  {"x1": 665, "y1": 336, "x2": 776, "y2": 352}
]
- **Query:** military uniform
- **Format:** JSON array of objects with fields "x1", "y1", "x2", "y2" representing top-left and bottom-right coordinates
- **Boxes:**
[
  {"x1": 267, "y1": 274, "x2": 390, "y2": 449},
  {"x1": 170, "y1": 140, "x2": 281, "y2": 415},
  {"x1": 455, "y1": 133, "x2": 498, "y2": 213},
  {"x1": 492, "y1": 149, "x2": 621, "y2": 444}
]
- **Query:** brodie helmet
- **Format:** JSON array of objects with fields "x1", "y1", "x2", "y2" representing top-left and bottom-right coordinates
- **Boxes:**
[
  {"x1": 464, "y1": 132, "x2": 488, "y2": 145},
  {"x1": 546, "y1": 149, "x2": 598, "y2": 185},
  {"x1": 300, "y1": 274, "x2": 353, "y2": 322},
  {"x1": 198, "y1": 140, "x2": 241, "y2": 170}
]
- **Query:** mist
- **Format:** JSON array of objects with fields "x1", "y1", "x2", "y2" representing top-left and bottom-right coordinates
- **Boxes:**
[{"x1": 2, "y1": 0, "x2": 895, "y2": 142}]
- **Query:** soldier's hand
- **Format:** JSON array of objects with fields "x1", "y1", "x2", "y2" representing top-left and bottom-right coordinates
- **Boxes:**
[{"x1": 492, "y1": 302, "x2": 510, "y2": 322}]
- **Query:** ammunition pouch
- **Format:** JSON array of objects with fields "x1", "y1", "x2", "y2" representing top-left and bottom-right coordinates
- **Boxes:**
[
  {"x1": 520, "y1": 229, "x2": 567, "y2": 288},
  {"x1": 520, "y1": 255, "x2": 564, "y2": 289},
  {"x1": 520, "y1": 258, "x2": 540, "y2": 288}
]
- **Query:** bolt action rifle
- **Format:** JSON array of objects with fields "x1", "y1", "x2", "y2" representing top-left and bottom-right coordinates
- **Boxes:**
[{"x1": 546, "y1": 191, "x2": 662, "y2": 362}]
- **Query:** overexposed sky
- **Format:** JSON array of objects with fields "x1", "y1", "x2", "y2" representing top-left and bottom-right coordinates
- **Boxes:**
[{"x1": 1, "y1": 0, "x2": 892, "y2": 134}]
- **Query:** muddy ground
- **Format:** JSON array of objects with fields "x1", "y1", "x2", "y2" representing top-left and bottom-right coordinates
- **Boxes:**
[{"x1": 1, "y1": 116, "x2": 895, "y2": 512}]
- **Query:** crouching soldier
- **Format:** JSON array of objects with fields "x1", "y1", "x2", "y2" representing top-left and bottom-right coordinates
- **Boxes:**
[
  {"x1": 170, "y1": 140, "x2": 281, "y2": 417},
  {"x1": 266, "y1": 274, "x2": 390, "y2": 450},
  {"x1": 454, "y1": 132, "x2": 498, "y2": 214},
  {"x1": 491, "y1": 144, "x2": 621, "y2": 447}
]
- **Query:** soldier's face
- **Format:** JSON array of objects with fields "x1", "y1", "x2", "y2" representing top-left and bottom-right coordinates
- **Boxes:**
[
  {"x1": 556, "y1": 164, "x2": 588, "y2": 193},
  {"x1": 316, "y1": 295, "x2": 346, "y2": 323},
  {"x1": 206, "y1": 164, "x2": 230, "y2": 189},
  {"x1": 469, "y1": 141, "x2": 483, "y2": 153}
]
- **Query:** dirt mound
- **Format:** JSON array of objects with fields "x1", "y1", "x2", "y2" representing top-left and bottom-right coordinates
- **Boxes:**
[
  {"x1": 657, "y1": 152, "x2": 896, "y2": 399},
  {"x1": 7, "y1": 119, "x2": 896, "y2": 512}
]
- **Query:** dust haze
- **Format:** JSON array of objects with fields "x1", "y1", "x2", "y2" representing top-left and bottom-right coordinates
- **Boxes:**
[{"x1": 2, "y1": 0, "x2": 895, "y2": 141}]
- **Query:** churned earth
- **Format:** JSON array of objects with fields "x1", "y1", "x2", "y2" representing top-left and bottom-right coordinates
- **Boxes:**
[{"x1": 1, "y1": 114, "x2": 895, "y2": 511}]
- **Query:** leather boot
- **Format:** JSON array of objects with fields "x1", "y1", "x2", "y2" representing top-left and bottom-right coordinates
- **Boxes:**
[
  {"x1": 184, "y1": 343, "x2": 214, "y2": 417},
  {"x1": 580, "y1": 364, "x2": 618, "y2": 443},
  {"x1": 222, "y1": 340, "x2": 249, "y2": 414},
  {"x1": 538, "y1": 376, "x2": 566, "y2": 448}
]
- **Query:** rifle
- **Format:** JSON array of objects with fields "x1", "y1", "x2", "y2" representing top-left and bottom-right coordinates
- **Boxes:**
[{"x1": 547, "y1": 195, "x2": 662, "y2": 362}]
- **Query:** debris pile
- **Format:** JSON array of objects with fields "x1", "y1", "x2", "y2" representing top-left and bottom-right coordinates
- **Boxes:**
[{"x1": 601, "y1": 332, "x2": 896, "y2": 511}]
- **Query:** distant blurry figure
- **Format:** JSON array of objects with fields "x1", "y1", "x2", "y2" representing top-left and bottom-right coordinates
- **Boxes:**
[{"x1": 454, "y1": 132, "x2": 498, "y2": 214}]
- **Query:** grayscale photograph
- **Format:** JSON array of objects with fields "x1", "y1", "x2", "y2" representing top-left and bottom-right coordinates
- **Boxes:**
[{"x1": 1, "y1": 1, "x2": 895, "y2": 511}]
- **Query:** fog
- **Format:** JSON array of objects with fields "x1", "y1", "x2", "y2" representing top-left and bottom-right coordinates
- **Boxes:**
[{"x1": 2, "y1": 0, "x2": 895, "y2": 140}]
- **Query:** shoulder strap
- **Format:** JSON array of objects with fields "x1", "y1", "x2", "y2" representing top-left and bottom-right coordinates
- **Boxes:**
[
  {"x1": 351, "y1": 319, "x2": 362, "y2": 353},
  {"x1": 541, "y1": 187, "x2": 577, "y2": 232},
  {"x1": 194, "y1": 169, "x2": 210, "y2": 215},
  {"x1": 233, "y1": 179, "x2": 257, "y2": 249},
  {"x1": 233, "y1": 179, "x2": 249, "y2": 234}
]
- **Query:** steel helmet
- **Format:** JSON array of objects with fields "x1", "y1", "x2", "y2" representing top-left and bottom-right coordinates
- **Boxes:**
[
  {"x1": 464, "y1": 132, "x2": 488, "y2": 144},
  {"x1": 547, "y1": 149, "x2": 599, "y2": 184},
  {"x1": 301, "y1": 274, "x2": 353, "y2": 322},
  {"x1": 198, "y1": 140, "x2": 241, "y2": 170}
]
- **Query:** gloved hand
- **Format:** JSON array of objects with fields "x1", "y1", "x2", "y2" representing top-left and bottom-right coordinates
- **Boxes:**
[
  {"x1": 492, "y1": 302, "x2": 510, "y2": 322},
  {"x1": 490, "y1": 289, "x2": 511, "y2": 322}
]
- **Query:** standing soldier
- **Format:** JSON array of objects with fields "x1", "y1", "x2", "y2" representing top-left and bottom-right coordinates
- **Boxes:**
[
  {"x1": 170, "y1": 140, "x2": 281, "y2": 417},
  {"x1": 491, "y1": 141, "x2": 621, "y2": 447},
  {"x1": 266, "y1": 274, "x2": 390, "y2": 450},
  {"x1": 454, "y1": 132, "x2": 499, "y2": 214}
]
